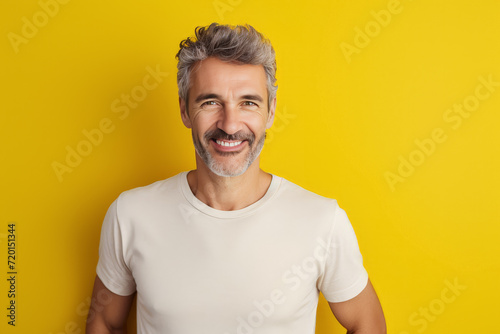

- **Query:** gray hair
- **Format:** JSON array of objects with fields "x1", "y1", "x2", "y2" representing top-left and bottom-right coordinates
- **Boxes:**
[{"x1": 175, "y1": 23, "x2": 278, "y2": 109}]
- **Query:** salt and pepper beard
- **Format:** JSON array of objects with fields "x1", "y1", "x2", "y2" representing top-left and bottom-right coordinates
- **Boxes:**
[{"x1": 192, "y1": 129, "x2": 266, "y2": 177}]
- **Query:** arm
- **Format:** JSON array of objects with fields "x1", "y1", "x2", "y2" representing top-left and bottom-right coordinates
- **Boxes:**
[
  {"x1": 86, "y1": 275, "x2": 136, "y2": 334},
  {"x1": 328, "y1": 278, "x2": 386, "y2": 334}
]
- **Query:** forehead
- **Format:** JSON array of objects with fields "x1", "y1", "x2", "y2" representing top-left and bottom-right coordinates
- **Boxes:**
[{"x1": 189, "y1": 57, "x2": 267, "y2": 96}]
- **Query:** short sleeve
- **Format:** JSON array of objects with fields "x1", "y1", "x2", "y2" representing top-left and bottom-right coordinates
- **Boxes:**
[
  {"x1": 317, "y1": 204, "x2": 369, "y2": 302},
  {"x1": 95, "y1": 196, "x2": 136, "y2": 296}
]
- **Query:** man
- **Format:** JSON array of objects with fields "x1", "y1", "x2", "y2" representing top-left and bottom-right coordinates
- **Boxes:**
[{"x1": 87, "y1": 23, "x2": 386, "y2": 333}]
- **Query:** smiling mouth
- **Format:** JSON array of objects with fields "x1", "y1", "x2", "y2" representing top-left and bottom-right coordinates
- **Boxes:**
[
  {"x1": 215, "y1": 139, "x2": 243, "y2": 147},
  {"x1": 210, "y1": 138, "x2": 247, "y2": 152}
]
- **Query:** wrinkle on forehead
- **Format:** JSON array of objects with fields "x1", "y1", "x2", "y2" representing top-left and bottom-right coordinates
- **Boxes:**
[{"x1": 190, "y1": 57, "x2": 267, "y2": 96}]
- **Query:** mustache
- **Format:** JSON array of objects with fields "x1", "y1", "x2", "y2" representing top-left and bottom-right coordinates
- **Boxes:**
[{"x1": 204, "y1": 129, "x2": 255, "y2": 145}]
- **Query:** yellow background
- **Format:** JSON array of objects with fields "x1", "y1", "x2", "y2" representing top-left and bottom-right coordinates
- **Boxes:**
[{"x1": 1, "y1": 0, "x2": 499, "y2": 333}]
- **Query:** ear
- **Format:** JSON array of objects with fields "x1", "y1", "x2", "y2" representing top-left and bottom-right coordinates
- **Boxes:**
[
  {"x1": 265, "y1": 97, "x2": 277, "y2": 129},
  {"x1": 179, "y1": 97, "x2": 192, "y2": 128}
]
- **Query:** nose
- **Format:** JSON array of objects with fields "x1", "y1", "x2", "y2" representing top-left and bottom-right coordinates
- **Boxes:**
[{"x1": 217, "y1": 103, "x2": 243, "y2": 135}]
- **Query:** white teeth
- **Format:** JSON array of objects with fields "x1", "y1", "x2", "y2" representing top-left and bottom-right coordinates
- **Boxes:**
[{"x1": 216, "y1": 140, "x2": 242, "y2": 147}]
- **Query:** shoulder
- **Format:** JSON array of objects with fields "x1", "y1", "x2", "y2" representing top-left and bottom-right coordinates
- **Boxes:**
[
  {"x1": 273, "y1": 175, "x2": 341, "y2": 216},
  {"x1": 276, "y1": 175, "x2": 338, "y2": 204},
  {"x1": 114, "y1": 172, "x2": 183, "y2": 214}
]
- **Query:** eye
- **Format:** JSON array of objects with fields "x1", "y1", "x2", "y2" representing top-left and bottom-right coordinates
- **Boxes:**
[
  {"x1": 201, "y1": 101, "x2": 218, "y2": 107},
  {"x1": 243, "y1": 101, "x2": 258, "y2": 106}
]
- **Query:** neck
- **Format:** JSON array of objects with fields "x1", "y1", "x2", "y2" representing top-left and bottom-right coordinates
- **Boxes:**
[{"x1": 186, "y1": 158, "x2": 272, "y2": 211}]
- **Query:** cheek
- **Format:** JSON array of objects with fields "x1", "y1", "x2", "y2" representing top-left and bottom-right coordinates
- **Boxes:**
[
  {"x1": 189, "y1": 109, "x2": 203, "y2": 124},
  {"x1": 191, "y1": 113, "x2": 218, "y2": 136},
  {"x1": 248, "y1": 119, "x2": 268, "y2": 136},
  {"x1": 190, "y1": 109, "x2": 207, "y2": 125}
]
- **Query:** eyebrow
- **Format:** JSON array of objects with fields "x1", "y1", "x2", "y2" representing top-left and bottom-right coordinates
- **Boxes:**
[
  {"x1": 241, "y1": 94, "x2": 264, "y2": 103},
  {"x1": 194, "y1": 93, "x2": 220, "y2": 104},
  {"x1": 194, "y1": 93, "x2": 264, "y2": 104}
]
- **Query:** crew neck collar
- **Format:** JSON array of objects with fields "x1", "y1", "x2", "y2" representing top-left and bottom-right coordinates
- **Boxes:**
[{"x1": 178, "y1": 171, "x2": 282, "y2": 219}]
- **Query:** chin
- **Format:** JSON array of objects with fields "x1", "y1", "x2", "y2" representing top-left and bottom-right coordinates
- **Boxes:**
[{"x1": 208, "y1": 163, "x2": 249, "y2": 178}]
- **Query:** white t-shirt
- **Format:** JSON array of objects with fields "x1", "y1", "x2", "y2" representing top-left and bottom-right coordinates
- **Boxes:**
[{"x1": 96, "y1": 172, "x2": 368, "y2": 334}]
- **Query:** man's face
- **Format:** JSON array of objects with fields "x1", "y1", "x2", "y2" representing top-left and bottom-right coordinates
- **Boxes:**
[{"x1": 180, "y1": 57, "x2": 276, "y2": 177}]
